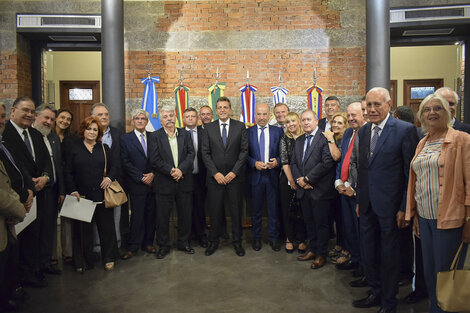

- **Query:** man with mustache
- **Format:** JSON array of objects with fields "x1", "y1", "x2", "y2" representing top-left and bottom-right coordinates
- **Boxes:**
[
  {"x1": 148, "y1": 105, "x2": 195, "y2": 259},
  {"x1": 33, "y1": 105, "x2": 65, "y2": 275}
]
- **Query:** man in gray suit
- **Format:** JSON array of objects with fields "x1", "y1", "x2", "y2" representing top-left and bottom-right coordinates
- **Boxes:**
[{"x1": 201, "y1": 97, "x2": 248, "y2": 257}]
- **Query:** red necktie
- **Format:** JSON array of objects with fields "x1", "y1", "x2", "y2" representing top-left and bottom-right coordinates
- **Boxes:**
[{"x1": 340, "y1": 131, "x2": 356, "y2": 182}]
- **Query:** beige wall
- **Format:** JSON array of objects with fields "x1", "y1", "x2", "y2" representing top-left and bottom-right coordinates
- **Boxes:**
[
  {"x1": 44, "y1": 51, "x2": 102, "y2": 107},
  {"x1": 391, "y1": 45, "x2": 462, "y2": 107}
]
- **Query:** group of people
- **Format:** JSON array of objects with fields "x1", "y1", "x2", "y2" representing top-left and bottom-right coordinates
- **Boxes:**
[{"x1": 0, "y1": 85, "x2": 469, "y2": 313}]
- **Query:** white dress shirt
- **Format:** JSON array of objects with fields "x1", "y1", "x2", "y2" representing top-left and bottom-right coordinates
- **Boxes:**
[
  {"x1": 257, "y1": 125, "x2": 270, "y2": 163},
  {"x1": 218, "y1": 118, "x2": 230, "y2": 138}
]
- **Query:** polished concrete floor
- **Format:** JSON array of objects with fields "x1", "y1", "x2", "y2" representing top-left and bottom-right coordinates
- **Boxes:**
[{"x1": 23, "y1": 233, "x2": 431, "y2": 313}]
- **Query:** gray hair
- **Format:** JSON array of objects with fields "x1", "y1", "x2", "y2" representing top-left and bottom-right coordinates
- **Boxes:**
[
  {"x1": 90, "y1": 102, "x2": 109, "y2": 116},
  {"x1": 300, "y1": 109, "x2": 318, "y2": 120},
  {"x1": 131, "y1": 109, "x2": 149, "y2": 120},
  {"x1": 436, "y1": 87, "x2": 459, "y2": 103},
  {"x1": 36, "y1": 104, "x2": 57, "y2": 116},
  {"x1": 417, "y1": 93, "x2": 452, "y2": 133},
  {"x1": 367, "y1": 87, "x2": 392, "y2": 102},
  {"x1": 160, "y1": 105, "x2": 176, "y2": 114}
]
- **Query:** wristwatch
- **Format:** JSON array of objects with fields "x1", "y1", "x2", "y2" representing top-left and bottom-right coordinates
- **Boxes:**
[{"x1": 328, "y1": 139, "x2": 335, "y2": 143}]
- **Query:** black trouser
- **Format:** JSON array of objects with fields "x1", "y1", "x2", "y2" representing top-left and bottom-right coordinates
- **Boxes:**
[
  {"x1": 207, "y1": 182, "x2": 243, "y2": 243},
  {"x1": 399, "y1": 224, "x2": 414, "y2": 279},
  {"x1": 300, "y1": 193, "x2": 330, "y2": 257},
  {"x1": 155, "y1": 191, "x2": 192, "y2": 248},
  {"x1": 0, "y1": 230, "x2": 19, "y2": 306},
  {"x1": 72, "y1": 203, "x2": 117, "y2": 268},
  {"x1": 191, "y1": 174, "x2": 207, "y2": 241},
  {"x1": 126, "y1": 192, "x2": 155, "y2": 251},
  {"x1": 38, "y1": 184, "x2": 59, "y2": 267},
  {"x1": 329, "y1": 195, "x2": 344, "y2": 247}
]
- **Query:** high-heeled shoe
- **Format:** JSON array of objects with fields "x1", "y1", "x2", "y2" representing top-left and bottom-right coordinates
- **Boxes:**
[
  {"x1": 285, "y1": 241, "x2": 294, "y2": 254},
  {"x1": 104, "y1": 262, "x2": 114, "y2": 271},
  {"x1": 298, "y1": 242, "x2": 307, "y2": 254},
  {"x1": 75, "y1": 267, "x2": 84, "y2": 274}
]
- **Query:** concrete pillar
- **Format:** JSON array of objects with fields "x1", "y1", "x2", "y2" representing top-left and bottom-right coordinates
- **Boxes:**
[
  {"x1": 366, "y1": 0, "x2": 390, "y2": 92},
  {"x1": 101, "y1": 0, "x2": 125, "y2": 130}
]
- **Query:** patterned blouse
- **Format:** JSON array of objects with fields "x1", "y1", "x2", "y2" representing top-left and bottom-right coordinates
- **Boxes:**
[{"x1": 411, "y1": 138, "x2": 444, "y2": 219}]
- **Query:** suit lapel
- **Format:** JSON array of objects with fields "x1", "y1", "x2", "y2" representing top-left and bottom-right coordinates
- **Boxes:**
[
  {"x1": 130, "y1": 132, "x2": 146, "y2": 157},
  {"x1": 251, "y1": 126, "x2": 261, "y2": 161},
  {"x1": 268, "y1": 125, "x2": 276, "y2": 158},
  {"x1": 368, "y1": 116, "x2": 394, "y2": 165},
  {"x1": 177, "y1": 129, "x2": 185, "y2": 162},
  {"x1": 225, "y1": 118, "x2": 235, "y2": 149},
  {"x1": 213, "y1": 121, "x2": 225, "y2": 149},
  {"x1": 303, "y1": 131, "x2": 320, "y2": 164},
  {"x1": 159, "y1": 130, "x2": 175, "y2": 167}
]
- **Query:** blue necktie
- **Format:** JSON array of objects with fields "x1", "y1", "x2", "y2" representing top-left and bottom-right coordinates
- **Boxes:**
[
  {"x1": 222, "y1": 123, "x2": 227, "y2": 147},
  {"x1": 259, "y1": 126, "x2": 266, "y2": 163},
  {"x1": 23, "y1": 130, "x2": 33, "y2": 157},
  {"x1": 369, "y1": 126, "x2": 381, "y2": 157},
  {"x1": 303, "y1": 135, "x2": 313, "y2": 162}
]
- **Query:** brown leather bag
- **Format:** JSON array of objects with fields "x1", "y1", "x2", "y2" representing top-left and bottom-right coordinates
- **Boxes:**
[{"x1": 102, "y1": 144, "x2": 127, "y2": 209}]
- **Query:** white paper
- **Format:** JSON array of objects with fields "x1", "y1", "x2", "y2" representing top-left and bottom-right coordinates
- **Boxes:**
[
  {"x1": 59, "y1": 195, "x2": 97, "y2": 223},
  {"x1": 15, "y1": 197, "x2": 37, "y2": 234}
]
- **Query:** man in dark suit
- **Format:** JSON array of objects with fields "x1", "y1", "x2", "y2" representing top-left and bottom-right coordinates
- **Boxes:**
[
  {"x1": 33, "y1": 105, "x2": 65, "y2": 275},
  {"x1": 91, "y1": 103, "x2": 125, "y2": 251},
  {"x1": 0, "y1": 103, "x2": 27, "y2": 312},
  {"x1": 247, "y1": 103, "x2": 283, "y2": 251},
  {"x1": 352, "y1": 87, "x2": 418, "y2": 313},
  {"x1": 436, "y1": 87, "x2": 470, "y2": 134},
  {"x1": 318, "y1": 96, "x2": 341, "y2": 131},
  {"x1": 2, "y1": 96, "x2": 52, "y2": 288},
  {"x1": 149, "y1": 105, "x2": 195, "y2": 259},
  {"x1": 120, "y1": 109, "x2": 156, "y2": 260},
  {"x1": 334, "y1": 102, "x2": 366, "y2": 272},
  {"x1": 291, "y1": 109, "x2": 336, "y2": 269},
  {"x1": 201, "y1": 97, "x2": 248, "y2": 257},
  {"x1": 183, "y1": 107, "x2": 208, "y2": 248}
]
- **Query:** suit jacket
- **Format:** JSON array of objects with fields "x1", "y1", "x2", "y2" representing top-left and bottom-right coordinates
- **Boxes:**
[
  {"x1": 192, "y1": 125, "x2": 207, "y2": 185},
  {"x1": 291, "y1": 130, "x2": 336, "y2": 200},
  {"x1": 108, "y1": 126, "x2": 123, "y2": 182},
  {"x1": 46, "y1": 132, "x2": 65, "y2": 196},
  {"x1": 120, "y1": 130, "x2": 154, "y2": 194},
  {"x1": 0, "y1": 160, "x2": 26, "y2": 251},
  {"x1": 453, "y1": 119, "x2": 470, "y2": 134},
  {"x1": 246, "y1": 124, "x2": 283, "y2": 186},
  {"x1": 149, "y1": 128, "x2": 194, "y2": 194},
  {"x1": 356, "y1": 115, "x2": 418, "y2": 217},
  {"x1": 201, "y1": 118, "x2": 248, "y2": 184},
  {"x1": 0, "y1": 142, "x2": 33, "y2": 203},
  {"x1": 318, "y1": 118, "x2": 327, "y2": 131},
  {"x1": 2, "y1": 121, "x2": 52, "y2": 195}
]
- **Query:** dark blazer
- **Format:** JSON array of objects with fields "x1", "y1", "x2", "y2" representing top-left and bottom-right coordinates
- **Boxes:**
[
  {"x1": 64, "y1": 141, "x2": 119, "y2": 202},
  {"x1": 246, "y1": 124, "x2": 283, "y2": 186},
  {"x1": 0, "y1": 143, "x2": 33, "y2": 203},
  {"x1": 195, "y1": 125, "x2": 207, "y2": 181},
  {"x1": 201, "y1": 118, "x2": 248, "y2": 184},
  {"x1": 120, "y1": 130, "x2": 154, "y2": 194},
  {"x1": 318, "y1": 118, "x2": 327, "y2": 131},
  {"x1": 356, "y1": 115, "x2": 418, "y2": 217},
  {"x1": 148, "y1": 128, "x2": 195, "y2": 194},
  {"x1": 291, "y1": 130, "x2": 336, "y2": 200},
  {"x1": 335, "y1": 127, "x2": 354, "y2": 181},
  {"x1": 47, "y1": 132, "x2": 65, "y2": 196},
  {"x1": 453, "y1": 119, "x2": 470, "y2": 134},
  {"x1": 108, "y1": 126, "x2": 122, "y2": 182},
  {"x1": 2, "y1": 121, "x2": 52, "y2": 193}
]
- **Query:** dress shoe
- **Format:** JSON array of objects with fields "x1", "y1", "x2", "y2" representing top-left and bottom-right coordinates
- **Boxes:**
[
  {"x1": 143, "y1": 246, "x2": 156, "y2": 254},
  {"x1": 252, "y1": 239, "x2": 262, "y2": 251},
  {"x1": 297, "y1": 251, "x2": 315, "y2": 261},
  {"x1": 310, "y1": 256, "x2": 326, "y2": 269},
  {"x1": 156, "y1": 247, "x2": 171, "y2": 259},
  {"x1": 351, "y1": 267, "x2": 364, "y2": 278},
  {"x1": 350, "y1": 276, "x2": 369, "y2": 287},
  {"x1": 21, "y1": 275, "x2": 47, "y2": 288},
  {"x1": 377, "y1": 306, "x2": 396, "y2": 313},
  {"x1": 352, "y1": 293, "x2": 381, "y2": 308},
  {"x1": 336, "y1": 260, "x2": 359, "y2": 270},
  {"x1": 403, "y1": 290, "x2": 428, "y2": 304},
  {"x1": 41, "y1": 264, "x2": 62, "y2": 275},
  {"x1": 233, "y1": 243, "x2": 245, "y2": 256},
  {"x1": 204, "y1": 242, "x2": 218, "y2": 256},
  {"x1": 269, "y1": 240, "x2": 281, "y2": 252},
  {"x1": 121, "y1": 251, "x2": 136, "y2": 260},
  {"x1": 198, "y1": 237, "x2": 209, "y2": 248},
  {"x1": 177, "y1": 245, "x2": 195, "y2": 254}
]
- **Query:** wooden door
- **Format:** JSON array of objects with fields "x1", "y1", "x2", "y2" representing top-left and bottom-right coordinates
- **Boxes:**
[
  {"x1": 60, "y1": 81, "x2": 100, "y2": 133},
  {"x1": 403, "y1": 79, "x2": 443, "y2": 126}
]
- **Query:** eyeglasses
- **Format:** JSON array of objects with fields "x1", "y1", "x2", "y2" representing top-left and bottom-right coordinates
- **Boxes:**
[{"x1": 422, "y1": 106, "x2": 444, "y2": 113}]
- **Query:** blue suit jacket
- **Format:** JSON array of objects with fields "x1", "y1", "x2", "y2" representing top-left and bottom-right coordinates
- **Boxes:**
[
  {"x1": 246, "y1": 125, "x2": 283, "y2": 186},
  {"x1": 120, "y1": 131, "x2": 154, "y2": 194},
  {"x1": 356, "y1": 115, "x2": 418, "y2": 217}
]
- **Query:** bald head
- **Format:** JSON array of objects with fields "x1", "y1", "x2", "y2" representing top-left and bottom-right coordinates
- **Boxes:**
[
  {"x1": 436, "y1": 87, "x2": 458, "y2": 118},
  {"x1": 255, "y1": 103, "x2": 270, "y2": 127},
  {"x1": 347, "y1": 102, "x2": 365, "y2": 130}
]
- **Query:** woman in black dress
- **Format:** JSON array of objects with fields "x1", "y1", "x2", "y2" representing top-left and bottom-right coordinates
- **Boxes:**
[{"x1": 65, "y1": 116, "x2": 119, "y2": 272}]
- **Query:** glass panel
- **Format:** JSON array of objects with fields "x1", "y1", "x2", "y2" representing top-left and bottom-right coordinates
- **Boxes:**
[
  {"x1": 410, "y1": 86, "x2": 435, "y2": 100},
  {"x1": 69, "y1": 88, "x2": 93, "y2": 101}
]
